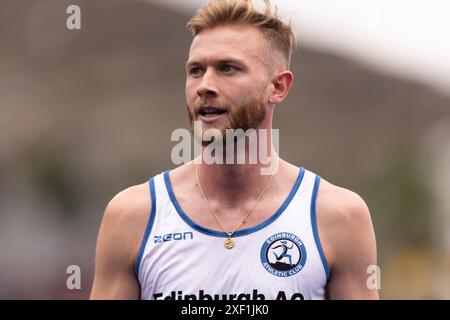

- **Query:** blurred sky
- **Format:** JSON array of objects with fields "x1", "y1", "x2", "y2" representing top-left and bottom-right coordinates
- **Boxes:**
[{"x1": 149, "y1": 0, "x2": 450, "y2": 96}]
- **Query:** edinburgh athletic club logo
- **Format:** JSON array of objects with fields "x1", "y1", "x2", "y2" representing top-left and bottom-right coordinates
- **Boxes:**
[{"x1": 260, "y1": 232, "x2": 307, "y2": 277}]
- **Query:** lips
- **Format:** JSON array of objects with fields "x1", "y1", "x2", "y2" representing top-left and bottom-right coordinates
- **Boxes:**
[{"x1": 198, "y1": 106, "x2": 227, "y2": 117}]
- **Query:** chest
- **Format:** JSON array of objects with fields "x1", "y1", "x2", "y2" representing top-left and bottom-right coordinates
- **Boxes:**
[{"x1": 172, "y1": 183, "x2": 295, "y2": 231}]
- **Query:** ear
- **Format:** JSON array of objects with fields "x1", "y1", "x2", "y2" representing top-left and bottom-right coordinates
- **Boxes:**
[{"x1": 268, "y1": 71, "x2": 294, "y2": 105}]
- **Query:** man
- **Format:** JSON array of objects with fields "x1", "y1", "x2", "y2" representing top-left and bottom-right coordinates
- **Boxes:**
[{"x1": 90, "y1": 0, "x2": 378, "y2": 300}]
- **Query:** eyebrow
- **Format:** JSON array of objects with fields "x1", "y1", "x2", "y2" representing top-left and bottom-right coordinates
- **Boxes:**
[{"x1": 186, "y1": 58, "x2": 247, "y2": 70}]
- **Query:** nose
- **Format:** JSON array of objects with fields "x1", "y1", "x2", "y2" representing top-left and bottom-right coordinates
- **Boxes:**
[{"x1": 197, "y1": 68, "x2": 218, "y2": 99}]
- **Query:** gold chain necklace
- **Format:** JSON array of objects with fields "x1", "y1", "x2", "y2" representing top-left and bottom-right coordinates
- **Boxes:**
[{"x1": 195, "y1": 158, "x2": 278, "y2": 249}]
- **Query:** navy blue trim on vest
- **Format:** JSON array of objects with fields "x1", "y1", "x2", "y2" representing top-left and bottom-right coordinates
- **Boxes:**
[
  {"x1": 134, "y1": 177, "x2": 157, "y2": 278},
  {"x1": 163, "y1": 166, "x2": 305, "y2": 238},
  {"x1": 310, "y1": 174, "x2": 331, "y2": 281}
]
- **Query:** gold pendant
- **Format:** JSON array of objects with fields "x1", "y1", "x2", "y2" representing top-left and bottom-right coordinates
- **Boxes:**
[{"x1": 224, "y1": 237, "x2": 235, "y2": 249}]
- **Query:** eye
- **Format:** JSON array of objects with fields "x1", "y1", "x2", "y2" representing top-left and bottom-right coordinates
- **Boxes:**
[
  {"x1": 189, "y1": 67, "x2": 203, "y2": 77},
  {"x1": 221, "y1": 64, "x2": 238, "y2": 74}
]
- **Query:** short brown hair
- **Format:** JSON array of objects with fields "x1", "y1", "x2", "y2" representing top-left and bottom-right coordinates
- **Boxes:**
[{"x1": 187, "y1": 0, "x2": 297, "y2": 69}]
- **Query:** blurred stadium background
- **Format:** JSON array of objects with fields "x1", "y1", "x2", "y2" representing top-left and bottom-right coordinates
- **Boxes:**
[{"x1": 0, "y1": 0, "x2": 449, "y2": 299}]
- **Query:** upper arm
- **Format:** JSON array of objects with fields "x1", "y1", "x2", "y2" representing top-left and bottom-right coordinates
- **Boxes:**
[
  {"x1": 90, "y1": 185, "x2": 150, "y2": 300},
  {"x1": 317, "y1": 183, "x2": 379, "y2": 300}
]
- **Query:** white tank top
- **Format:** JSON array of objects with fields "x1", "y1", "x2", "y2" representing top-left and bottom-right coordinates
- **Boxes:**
[{"x1": 135, "y1": 167, "x2": 330, "y2": 300}]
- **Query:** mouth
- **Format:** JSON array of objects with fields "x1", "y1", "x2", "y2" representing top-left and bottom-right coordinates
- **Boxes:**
[{"x1": 198, "y1": 106, "x2": 228, "y2": 117}]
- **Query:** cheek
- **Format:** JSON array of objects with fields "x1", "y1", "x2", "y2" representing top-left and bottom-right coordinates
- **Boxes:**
[
  {"x1": 233, "y1": 83, "x2": 266, "y2": 105},
  {"x1": 225, "y1": 83, "x2": 251, "y2": 103},
  {"x1": 185, "y1": 83, "x2": 196, "y2": 103}
]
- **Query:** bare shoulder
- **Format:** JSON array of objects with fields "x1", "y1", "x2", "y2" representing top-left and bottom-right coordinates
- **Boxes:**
[
  {"x1": 316, "y1": 178, "x2": 371, "y2": 224},
  {"x1": 90, "y1": 181, "x2": 151, "y2": 299},
  {"x1": 315, "y1": 177, "x2": 376, "y2": 269},
  {"x1": 105, "y1": 182, "x2": 151, "y2": 223},
  {"x1": 100, "y1": 181, "x2": 152, "y2": 263}
]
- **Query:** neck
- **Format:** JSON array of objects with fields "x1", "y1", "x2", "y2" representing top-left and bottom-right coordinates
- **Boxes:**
[{"x1": 194, "y1": 128, "x2": 279, "y2": 208}]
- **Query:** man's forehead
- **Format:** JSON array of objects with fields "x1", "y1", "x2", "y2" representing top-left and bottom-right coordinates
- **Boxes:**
[{"x1": 188, "y1": 25, "x2": 267, "y2": 61}]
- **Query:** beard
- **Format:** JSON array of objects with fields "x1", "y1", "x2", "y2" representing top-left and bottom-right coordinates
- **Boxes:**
[{"x1": 187, "y1": 89, "x2": 267, "y2": 147}]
